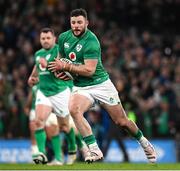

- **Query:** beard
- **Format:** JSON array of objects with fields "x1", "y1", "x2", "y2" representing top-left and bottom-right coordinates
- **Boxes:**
[
  {"x1": 42, "y1": 43, "x2": 53, "y2": 50},
  {"x1": 73, "y1": 28, "x2": 86, "y2": 37}
]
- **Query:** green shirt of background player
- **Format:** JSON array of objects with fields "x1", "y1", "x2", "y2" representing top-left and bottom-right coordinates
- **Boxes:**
[
  {"x1": 28, "y1": 28, "x2": 76, "y2": 165},
  {"x1": 34, "y1": 44, "x2": 73, "y2": 96},
  {"x1": 48, "y1": 9, "x2": 157, "y2": 163}
]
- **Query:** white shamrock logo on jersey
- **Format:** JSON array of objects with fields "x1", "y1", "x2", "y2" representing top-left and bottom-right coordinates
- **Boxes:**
[{"x1": 76, "y1": 44, "x2": 82, "y2": 52}]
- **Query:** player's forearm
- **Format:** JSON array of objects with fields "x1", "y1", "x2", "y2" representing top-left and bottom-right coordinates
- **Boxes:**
[
  {"x1": 26, "y1": 92, "x2": 33, "y2": 108},
  {"x1": 30, "y1": 65, "x2": 38, "y2": 77},
  {"x1": 64, "y1": 63, "x2": 95, "y2": 77},
  {"x1": 28, "y1": 65, "x2": 39, "y2": 87}
]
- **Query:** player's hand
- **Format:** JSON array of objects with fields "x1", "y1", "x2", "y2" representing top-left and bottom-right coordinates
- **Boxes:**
[
  {"x1": 28, "y1": 76, "x2": 39, "y2": 87},
  {"x1": 48, "y1": 58, "x2": 64, "y2": 72},
  {"x1": 54, "y1": 71, "x2": 71, "y2": 80}
]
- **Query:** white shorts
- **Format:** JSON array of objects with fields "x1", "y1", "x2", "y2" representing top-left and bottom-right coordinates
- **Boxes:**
[
  {"x1": 29, "y1": 109, "x2": 58, "y2": 126},
  {"x1": 72, "y1": 79, "x2": 120, "y2": 106},
  {"x1": 35, "y1": 88, "x2": 70, "y2": 117}
]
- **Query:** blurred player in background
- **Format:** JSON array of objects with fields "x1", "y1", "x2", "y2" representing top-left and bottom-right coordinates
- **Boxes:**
[
  {"x1": 28, "y1": 28, "x2": 77, "y2": 165},
  {"x1": 24, "y1": 84, "x2": 63, "y2": 165},
  {"x1": 48, "y1": 8, "x2": 157, "y2": 163},
  {"x1": 24, "y1": 84, "x2": 89, "y2": 164}
]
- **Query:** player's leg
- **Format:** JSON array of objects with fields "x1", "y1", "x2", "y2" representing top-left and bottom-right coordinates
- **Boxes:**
[
  {"x1": 45, "y1": 113, "x2": 63, "y2": 165},
  {"x1": 75, "y1": 132, "x2": 90, "y2": 160},
  {"x1": 33, "y1": 90, "x2": 52, "y2": 164},
  {"x1": 49, "y1": 88, "x2": 77, "y2": 165},
  {"x1": 57, "y1": 115, "x2": 77, "y2": 165},
  {"x1": 102, "y1": 103, "x2": 156, "y2": 163},
  {"x1": 69, "y1": 93, "x2": 103, "y2": 163},
  {"x1": 69, "y1": 115, "x2": 89, "y2": 160},
  {"x1": 29, "y1": 110, "x2": 39, "y2": 158},
  {"x1": 98, "y1": 79, "x2": 156, "y2": 163}
]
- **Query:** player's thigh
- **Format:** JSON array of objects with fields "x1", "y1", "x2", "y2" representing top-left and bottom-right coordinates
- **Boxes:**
[
  {"x1": 49, "y1": 88, "x2": 70, "y2": 117},
  {"x1": 69, "y1": 93, "x2": 92, "y2": 116},
  {"x1": 35, "y1": 104, "x2": 52, "y2": 121}
]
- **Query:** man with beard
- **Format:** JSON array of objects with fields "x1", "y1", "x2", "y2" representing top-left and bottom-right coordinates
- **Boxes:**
[
  {"x1": 48, "y1": 8, "x2": 157, "y2": 163},
  {"x1": 28, "y1": 28, "x2": 77, "y2": 165}
]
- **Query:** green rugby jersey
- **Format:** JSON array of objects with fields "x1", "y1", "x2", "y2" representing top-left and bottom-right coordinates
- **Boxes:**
[
  {"x1": 58, "y1": 29, "x2": 109, "y2": 87},
  {"x1": 34, "y1": 44, "x2": 73, "y2": 96}
]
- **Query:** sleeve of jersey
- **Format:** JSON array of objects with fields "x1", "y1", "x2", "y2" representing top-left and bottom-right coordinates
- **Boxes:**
[
  {"x1": 58, "y1": 34, "x2": 65, "y2": 57},
  {"x1": 84, "y1": 39, "x2": 100, "y2": 59}
]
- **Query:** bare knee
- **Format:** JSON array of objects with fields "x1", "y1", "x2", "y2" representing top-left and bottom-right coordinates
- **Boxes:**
[
  {"x1": 35, "y1": 117, "x2": 45, "y2": 129},
  {"x1": 69, "y1": 104, "x2": 81, "y2": 119},
  {"x1": 29, "y1": 121, "x2": 37, "y2": 131}
]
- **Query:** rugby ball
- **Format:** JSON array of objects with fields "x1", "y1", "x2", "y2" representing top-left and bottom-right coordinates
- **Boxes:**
[{"x1": 55, "y1": 58, "x2": 74, "y2": 80}]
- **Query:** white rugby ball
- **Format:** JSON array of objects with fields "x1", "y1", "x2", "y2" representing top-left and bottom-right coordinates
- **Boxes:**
[
  {"x1": 56, "y1": 58, "x2": 74, "y2": 80},
  {"x1": 60, "y1": 58, "x2": 72, "y2": 64}
]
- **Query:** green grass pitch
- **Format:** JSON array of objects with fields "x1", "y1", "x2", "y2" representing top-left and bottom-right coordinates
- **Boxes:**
[{"x1": 0, "y1": 162, "x2": 180, "y2": 170}]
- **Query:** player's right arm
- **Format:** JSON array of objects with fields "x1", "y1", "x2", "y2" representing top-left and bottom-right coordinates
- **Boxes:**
[
  {"x1": 52, "y1": 33, "x2": 73, "y2": 80},
  {"x1": 28, "y1": 65, "x2": 39, "y2": 87}
]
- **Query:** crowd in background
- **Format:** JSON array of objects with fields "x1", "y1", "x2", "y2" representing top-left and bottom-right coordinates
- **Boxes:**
[{"x1": 0, "y1": 0, "x2": 180, "y2": 149}]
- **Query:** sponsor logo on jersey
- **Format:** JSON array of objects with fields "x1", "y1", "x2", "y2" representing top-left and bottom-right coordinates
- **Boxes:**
[
  {"x1": 69, "y1": 52, "x2": 76, "y2": 61},
  {"x1": 64, "y1": 42, "x2": 70, "y2": 48},
  {"x1": 76, "y1": 44, "x2": 82, "y2": 52}
]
